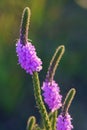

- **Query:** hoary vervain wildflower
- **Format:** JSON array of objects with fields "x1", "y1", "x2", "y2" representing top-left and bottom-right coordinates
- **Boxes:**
[
  {"x1": 15, "y1": 7, "x2": 76, "y2": 130},
  {"x1": 42, "y1": 46, "x2": 65, "y2": 112},
  {"x1": 56, "y1": 88, "x2": 76, "y2": 130},
  {"x1": 16, "y1": 39, "x2": 42, "y2": 75},
  {"x1": 16, "y1": 7, "x2": 42, "y2": 75}
]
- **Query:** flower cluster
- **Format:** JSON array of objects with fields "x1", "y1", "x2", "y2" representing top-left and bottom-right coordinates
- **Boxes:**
[
  {"x1": 42, "y1": 80, "x2": 62, "y2": 112},
  {"x1": 56, "y1": 113, "x2": 73, "y2": 130},
  {"x1": 16, "y1": 39, "x2": 42, "y2": 75}
]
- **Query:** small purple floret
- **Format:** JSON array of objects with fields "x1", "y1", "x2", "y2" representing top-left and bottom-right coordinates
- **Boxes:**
[
  {"x1": 42, "y1": 80, "x2": 62, "y2": 112},
  {"x1": 16, "y1": 39, "x2": 42, "y2": 75},
  {"x1": 56, "y1": 113, "x2": 73, "y2": 130}
]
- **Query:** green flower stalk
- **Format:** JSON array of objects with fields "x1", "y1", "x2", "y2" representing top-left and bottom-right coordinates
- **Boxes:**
[
  {"x1": 20, "y1": 7, "x2": 31, "y2": 44},
  {"x1": 27, "y1": 116, "x2": 36, "y2": 130},
  {"x1": 32, "y1": 72, "x2": 51, "y2": 130},
  {"x1": 46, "y1": 45, "x2": 65, "y2": 82},
  {"x1": 49, "y1": 111, "x2": 58, "y2": 130},
  {"x1": 62, "y1": 88, "x2": 76, "y2": 115}
]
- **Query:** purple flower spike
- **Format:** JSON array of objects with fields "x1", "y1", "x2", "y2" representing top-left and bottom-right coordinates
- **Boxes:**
[
  {"x1": 16, "y1": 39, "x2": 42, "y2": 75},
  {"x1": 56, "y1": 113, "x2": 73, "y2": 130},
  {"x1": 42, "y1": 80, "x2": 62, "y2": 112}
]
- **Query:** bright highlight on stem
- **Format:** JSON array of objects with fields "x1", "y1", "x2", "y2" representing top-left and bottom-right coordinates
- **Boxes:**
[
  {"x1": 27, "y1": 116, "x2": 36, "y2": 130},
  {"x1": 62, "y1": 88, "x2": 76, "y2": 115}
]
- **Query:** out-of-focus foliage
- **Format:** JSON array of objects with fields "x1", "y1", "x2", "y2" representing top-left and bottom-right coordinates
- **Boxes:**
[
  {"x1": 75, "y1": 0, "x2": 87, "y2": 9},
  {"x1": 0, "y1": 0, "x2": 87, "y2": 130}
]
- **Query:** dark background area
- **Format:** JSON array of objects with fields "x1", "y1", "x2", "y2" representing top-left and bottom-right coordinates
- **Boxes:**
[{"x1": 0, "y1": 0, "x2": 87, "y2": 130}]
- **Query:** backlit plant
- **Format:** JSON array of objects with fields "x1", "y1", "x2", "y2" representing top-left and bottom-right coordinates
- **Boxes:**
[{"x1": 16, "y1": 7, "x2": 76, "y2": 130}]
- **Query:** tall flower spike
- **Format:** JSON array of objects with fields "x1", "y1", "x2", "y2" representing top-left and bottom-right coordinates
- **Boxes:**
[
  {"x1": 56, "y1": 88, "x2": 76, "y2": 130},
  {"x1": 16, "y1": 7, "x2": 42, "y2": 75},
  {"x1": 42, "y1": 45, "x2": 65, "y2": 112}
]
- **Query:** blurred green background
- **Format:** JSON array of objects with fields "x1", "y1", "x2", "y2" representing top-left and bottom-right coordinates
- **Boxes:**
[{"x1": 0, "y1": 0, "x2": 87, "y2": 130}]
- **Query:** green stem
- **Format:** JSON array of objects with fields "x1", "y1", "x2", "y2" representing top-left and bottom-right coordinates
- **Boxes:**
[
  {"x1": 49, "y1": 111, "x2": 57, "y2": 130},
  {"x1": 52, "y1": 111, "x2": 57, "y2": 130},
  {"x1": 32, "y1": 72, "x2": 51, "y2": 130}
]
